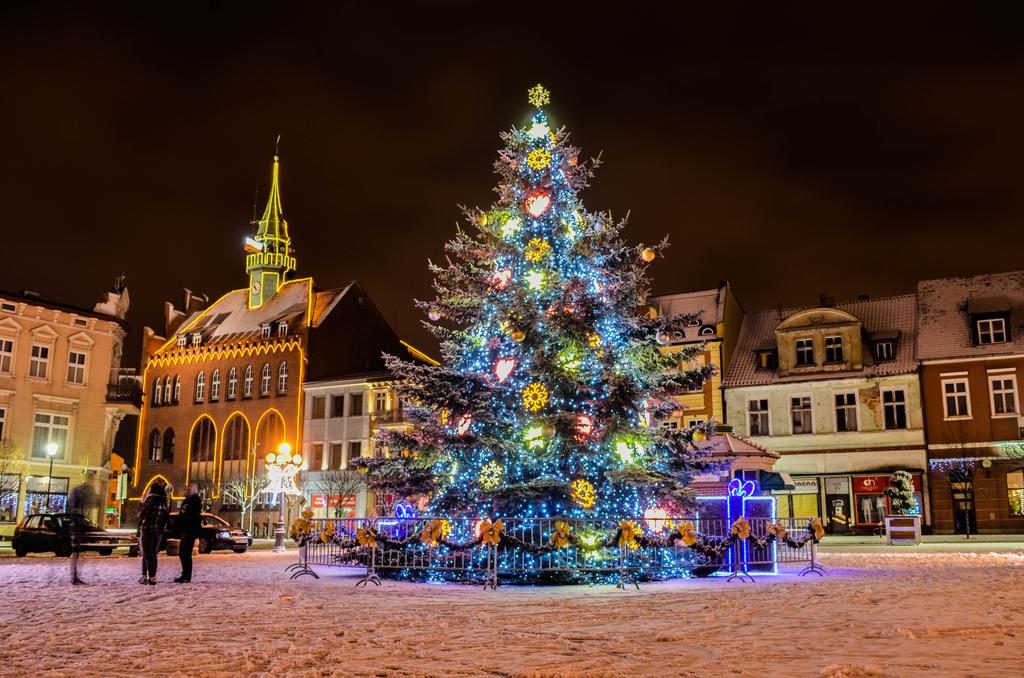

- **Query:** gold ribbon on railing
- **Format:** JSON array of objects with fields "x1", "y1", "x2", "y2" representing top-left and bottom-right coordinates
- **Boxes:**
[
  {"x1": 731, "y1": 516, "x2": 751, "y2": 540},
  {"x1": 550, "y1": 520, "x2": 571, "y2": 548},
  {"x1": 356, "y1": 527, "x2": 377, "y2": 548},
  {"x1": 479, "y1": 518, "x2": 504, "y2": 546},
  {"x1": 420, "y1": 518, "x2": 450, "y2": 546},
  {"x1": 810, "y1": 517, "x2": 825, "y2": 541},
  {"x1": 618, "y1": 520, "x2": 641, "y2": 550},
  {"x1": 765, "y1": 522, "x2": 788, "y2": 541},
  {"x1": 677, "y1": 521, "x2": 698, "y2": 547}
]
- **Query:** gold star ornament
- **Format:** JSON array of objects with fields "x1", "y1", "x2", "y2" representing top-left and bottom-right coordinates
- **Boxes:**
[{"x1": 527, "y1": 83, "x2": 550, "y2": 108}]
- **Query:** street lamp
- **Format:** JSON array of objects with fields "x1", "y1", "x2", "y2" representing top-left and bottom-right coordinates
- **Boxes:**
[
  {"x1": 45, "y1": 443, "x2": 59, "y2": 513},
  {"x1": 265, "y1": 441, "x2": 302, "y2": 552}
]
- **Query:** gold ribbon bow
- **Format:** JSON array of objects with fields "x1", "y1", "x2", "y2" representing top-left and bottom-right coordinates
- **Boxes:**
[
  {"x1": 356, "y1": 527, "x2": 377, "y2": 548},
  {"x1": 479, "y1": 518, "x2": 504, "y2": 546},
  {"x1": 810, "y1": 517, "x2": 825, "y2": 541},
  {"x1": 320, "y1": 527, "x2": 334, "y2": 544},
  {"x1": 618, "y1": 520, "x2": 641, "y2": 550},
  {"x1": 288, "y1": 517, "x2": 311, "y2": 541},
  {"x1": 420, "y1": 518, "x2": 450, "y2": 546},
  {"x1": 731, "y1": 516, "x2": 751, "y2": 540},
  {"x1": 550, "y1": 520, "x2": 571, "y2": 549},
  {"x1": 301, "y1": 508, "x2": 314, "y2": 521},
  {"x1": 766, "y1": 522, "x2": 788, "y2": 541},
  {"x1": 677, "y1": 521, "x2": 698, "y2": 547}
]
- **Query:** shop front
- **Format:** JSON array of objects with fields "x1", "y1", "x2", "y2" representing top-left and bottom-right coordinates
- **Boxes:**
[
  {"x1": 309, "y1": 493, "x2": 358, "y2": 519},
  {"x1": 774, "y1": 472, "x2": 925, "y2": 534}
]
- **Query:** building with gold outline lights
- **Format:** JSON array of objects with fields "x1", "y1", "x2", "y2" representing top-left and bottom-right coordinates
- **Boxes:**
[{"x1": 131, "y1": 153, "x2": 412, "y2": 534}]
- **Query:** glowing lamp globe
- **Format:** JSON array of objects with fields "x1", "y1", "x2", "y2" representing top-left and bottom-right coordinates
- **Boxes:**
[
  {"x1": 291, "y1": 454, "x2": 302, "y2": 465},
  {"x1": 277, "y1": 442, "x2": 293, "y2": 456},
  {"x1": 265, "y1": 452, "x2": 277, "y2": 464}
]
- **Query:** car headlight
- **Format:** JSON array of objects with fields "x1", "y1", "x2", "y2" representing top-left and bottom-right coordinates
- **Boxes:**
[{"x1": 217, "y1": 531, "x2": 231, "y2": 539}]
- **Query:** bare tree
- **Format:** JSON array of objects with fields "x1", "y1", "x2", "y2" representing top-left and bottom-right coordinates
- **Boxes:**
[
  {"x1": 220, "y1": 474, "x2": 269, "y2": 531},
  {"x1": 312, "y1": 470, "x2": 364, "y2": 518},
  {"x1": 0, "y1": 440, "x2": 25, "y2": 521}
]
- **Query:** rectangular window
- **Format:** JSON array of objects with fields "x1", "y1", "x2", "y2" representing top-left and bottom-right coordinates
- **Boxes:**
[
  {"x1": 330, "y1": 443, "x2": 345, "y2": 469},
  {"x1": 0, "y1": 302, "x2": 16, "y2": 312},
  {"x1": 260, "y1": 325, "x2": 271, "y2": 338},
  {"x1": 795, "y1": 339, "x2": 814, "y2": 367},
  {"x1": 349, "y1": 441, "x2": 362, "y2": 462},
  {"x1": 748, "y1": 399, "x2": 769, "y2": 436},
  {"x1": 277, "y1": 322, "x2": 288, "y2": 337},
  {"x1": 0, "y1": 406, "x2": 5, "y2": 440},
  {"x1": 349, "y1": 393, "x2": 363, "y2": 417},
  {"x1": 177, "y1": 335, "x2": 187, "y2": 348},
  {"x1": 32, "y1": 412, "x2": 70, "y2": 459},
  {"x1": 824, "y1": 336, "x2": 844, "y2": 363},
  {"x1": 1008, "y1": 469, "x2": 1024, "y2": 517},
  {"x1": 311, "y1": 396, "x2": 326, "y2": 419},
  {"x1": 882, "y1": 389, "x2": 908, "y2": 430},
  {"x1": 977, "y1": 318, "x2": 1007, "y2": 345},
  {"x1": 942, "y1": 378, "x2": 971, "y2": 418},
  {"x1": 374, "y1": 391, "x2": 389, "y2": 412},
  {"x1": 874, "y1": 341, "x2": 894, "y2": 361},
  {"x1": 66, "y1": 350, "x2": 87, "y2": 384},
  {"x1": 790, "y1": 396, "x2": 813, "y2": 434},
  {"x1": 29, "y1": 344, "x2": 49, "y2": 379},
  {"x1": 989, "y1": 375, "x2": 1018, "y2": 416},
  {"x1": 0, "y1": 472, "x2": 19, "y2": 522},
  {"x1": 332, "y1": 394, "x2": 345, "y2": 418},
  {"x1": 0, "y1": 338, "x2": 13, "y2": 374},
  {"x1": 191, "y1": 333, "x2": 201, "y2": 346},
  {"x1": 756, "y1": 350, "x2": 777, "y2": 370},
  {"x1": 835, "y1": 392, "x2": 858, "y2": 432},
  {"x1": 310, "y1": 443, "x2": 324, "y2": 471}
]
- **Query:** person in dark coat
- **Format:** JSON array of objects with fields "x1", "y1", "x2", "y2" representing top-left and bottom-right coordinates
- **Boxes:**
[
  {"x1": 175, "y1": 483, "x2": 202, "y2": 583},
  {"x1": 137, "y1": 483, "x2": 169, "y2": 585},
  {"x1": 67, "y1": 480, "x2": 99, "y2": 585}
]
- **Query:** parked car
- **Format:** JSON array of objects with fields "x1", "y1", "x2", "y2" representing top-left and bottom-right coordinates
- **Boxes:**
[
  {"x1": 163, "y1": 512, "x2": 252, "y2": 554},
  {"x1": 12, "y1": 513, "x2": 123, "y2": 557}
]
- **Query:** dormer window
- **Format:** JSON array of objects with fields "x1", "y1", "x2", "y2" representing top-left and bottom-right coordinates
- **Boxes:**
[
  {"x1": 277, "y1": 321, "x2": 288, "y2": 337},
  {"x1": 755, "y1": 349, "x2": 777, "y2": 370},
  {"x1": 874, "y1": 341, "x2": 895, "y2": 361},
  {"x1": 261, "y1": 324, "x2": 271, "y2": 339},
  {"x1": 177, "y1": 335, "x2": 187, "y2": 348},
  {"x1": 824, "y1": 336, "x2": 844, "y2": 363},
  {"x1": 795, "y1": 339, "x2": 814, "y2": 366},
  {"x1": 977, "y1": 318, "x2": 1007, "y2": 345},
  {"x1": 191, "y1": 333, "x2": 202, "y2": 346}
]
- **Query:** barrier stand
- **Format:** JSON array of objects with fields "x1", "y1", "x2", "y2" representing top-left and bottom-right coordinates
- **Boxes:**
[
  {"x1": 285, "y1": 543, "x2": 319, "y2": 580},
  {"x1": 482, "y1": 543, "x2": 498, "y2": 591},
  {"x1": 616, "y1": 544, "x2": 639, "y2": 590},
  {"x1": 355, "y1": 542, "x2": 382, "y2": 587},
  {"x1": 726, "y1": 541, "x2": 755, "y2": 583},
  {"x1": 797, "y1": 540, "x2": 827, "y2": 577}
]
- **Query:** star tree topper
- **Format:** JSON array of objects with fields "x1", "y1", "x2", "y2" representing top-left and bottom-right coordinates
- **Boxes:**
[{"x1": 527, "y1": 83, "x2": 550, "y2": 108}]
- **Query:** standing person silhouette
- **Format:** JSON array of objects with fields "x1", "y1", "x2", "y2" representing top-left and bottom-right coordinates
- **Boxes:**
[
  {"x1": 137, "y1": 484, "x2": 169, "y2": 585},
  {"x1": 67, "y1": 479, "x2": 99, "y2": 585},
  {"x1": 175, "y1": 483, "x2": 202, "y2": 583}
]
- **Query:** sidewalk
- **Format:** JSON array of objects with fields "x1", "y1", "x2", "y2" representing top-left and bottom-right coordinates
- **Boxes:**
[{"x1": 819, "y1": 533, "x2": 1024, "y2": 553}]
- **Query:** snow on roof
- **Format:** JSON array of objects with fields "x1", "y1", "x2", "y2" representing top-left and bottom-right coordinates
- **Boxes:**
[
  {"x1": 917, "y1": 269, "x2": 1024, "y2": 360},
  {"x1": 649, "y1": 284, "x2": 726, "y2": 341},
  {"x1": 724, "y1": 294, "x2": 918, "y2": 387},
  {"x1": 163, "y1": 279, "x2": 350, "y2": 348}
]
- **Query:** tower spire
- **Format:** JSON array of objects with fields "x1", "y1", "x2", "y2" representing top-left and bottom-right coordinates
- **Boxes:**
[{"x1": 245, "y1": 139, "x2": 296, "y2": 308}]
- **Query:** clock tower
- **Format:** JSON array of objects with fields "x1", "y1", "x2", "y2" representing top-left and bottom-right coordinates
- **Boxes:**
[{"x1": 245, "y1": 154, "x2": 296, "y2": 308}]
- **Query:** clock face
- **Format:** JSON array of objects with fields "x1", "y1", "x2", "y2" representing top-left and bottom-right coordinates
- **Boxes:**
[{"x1": 251, "y1": 281, "x2": 262, "y2": 294}]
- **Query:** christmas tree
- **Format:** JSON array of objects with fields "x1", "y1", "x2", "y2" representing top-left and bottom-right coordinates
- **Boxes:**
[
  {"x1": 361, "y1": 85, "x2": 714, "y2": 525},
  {"x1": 884, "y1": 470, "x2": 918, "y2": 515}
]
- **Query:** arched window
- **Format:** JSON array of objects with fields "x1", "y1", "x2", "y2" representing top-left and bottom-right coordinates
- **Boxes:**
[
  {"x1": 148, "y1": 429, "x2": 162, "y2": 461},
  {"x1": 227, "y1": 367, "x2": 238, "y2": 399},
  {"x1": 164, "y1": 377, "x2": 172, "y2": 404},
  {"x1": 243, "y1": 365, "x2": 253, "y2": 398},
  {"x1": 223, "y1": 415, "x2": 250, "y2": 461},
  {"x1": 211, "y1": 369, "x2": 221, "y2": 401},
  {"x1": 195, "y1": 371, "x2": 206, "y2": 402},
  {"x1": 278, "y1": 362, "x2": 288, "y2": 393},
  {"x1": 152, "y1": 378, "x2": 162, "y2": 406},
  {"x1": 173, "y1": 376, "x2": 181, "y2": 404},
  {"x1": 163, "y1": 428, "x2": 176, "y2": 463},
  {"x1": 189, "y1": 417, "x2": 216, "y2": 463},
  {"x1": 261, "y1": 363, "x2": 271, "y2": 395}
]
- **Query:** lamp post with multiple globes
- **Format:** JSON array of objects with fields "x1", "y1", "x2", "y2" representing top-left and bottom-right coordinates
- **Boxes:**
[{"x1": 265, "y1": 442, "x2": 302, "y2": 552}]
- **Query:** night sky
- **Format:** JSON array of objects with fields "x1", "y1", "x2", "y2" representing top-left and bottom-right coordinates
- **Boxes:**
[{"x1": 3, "y1": 3, "x2": 1023, "y2": 366}]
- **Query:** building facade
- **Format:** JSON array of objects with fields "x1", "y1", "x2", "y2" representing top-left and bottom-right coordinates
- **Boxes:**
[
  {"x1": 0, "y1": 283, "x2": 138, "y2": 537},
  {"x1": 131, "y1": 154, "x2": 408, "y2": 534},
  {"x1": 724, "y1": 295, "x2": 927, "y2": 533},
  {"x1": 650, "y1": 282, "x2": 743, "y2": 430},
  {"x1": 917, "y1": 271, "x2": 1024, "y2": 534}
]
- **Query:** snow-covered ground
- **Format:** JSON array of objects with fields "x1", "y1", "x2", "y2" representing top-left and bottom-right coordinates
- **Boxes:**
[{"x1": 1, "y1": 549, "x2": 1022, "y2": 677}]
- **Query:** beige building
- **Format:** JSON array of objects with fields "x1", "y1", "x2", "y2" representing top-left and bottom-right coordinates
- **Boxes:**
[{"x1": 0, "y1": 283, "x2": 138, "y2": 537}]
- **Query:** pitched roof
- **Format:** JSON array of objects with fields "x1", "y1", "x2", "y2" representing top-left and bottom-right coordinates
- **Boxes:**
[
  {"x1": 696, "y1": 433, "x2": 779, "y2": 460},
  {"x1": 917, "y1": 270, "x2": 1024, "y2": 360},
  {"x1": 649, "y1": 283, "x2": 727, "y2": 342},
  {"x1": 724, "y1": 294, "x2": 917, "y2": 387}
]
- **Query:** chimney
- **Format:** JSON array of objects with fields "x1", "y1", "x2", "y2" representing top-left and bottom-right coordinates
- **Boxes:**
[{"x1": 819, "y1": 293, "x2": 835, "y2": 307}]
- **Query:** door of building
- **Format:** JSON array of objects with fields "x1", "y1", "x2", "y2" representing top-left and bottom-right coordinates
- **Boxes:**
[{"x1": 950, "y1": 478, "x2": 977, "y2": 535}]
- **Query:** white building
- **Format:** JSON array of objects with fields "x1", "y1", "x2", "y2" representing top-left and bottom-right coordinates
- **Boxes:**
[{"x1": 723, "y1": 295, "x2": 927, "y2": 533}]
